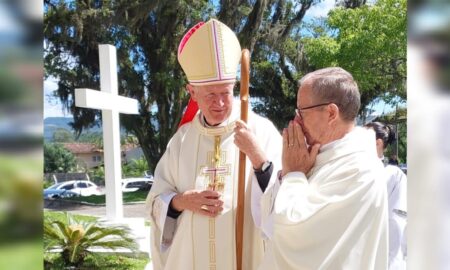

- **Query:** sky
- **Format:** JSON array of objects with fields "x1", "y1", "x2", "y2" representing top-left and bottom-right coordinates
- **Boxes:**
[
  {"x1": 44, "y1": 77, "x2": 69, "y2": 118},
  {"x1": 305, "y1": 0, "x2": 335, "y2": 19}
]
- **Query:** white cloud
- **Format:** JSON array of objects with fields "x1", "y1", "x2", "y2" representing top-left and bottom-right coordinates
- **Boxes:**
[
  {"x1": 305, "y1": 0, "x2": 336, "y2": 20},
  {"x1": 44, "y1": 77, "x2": 70, "y2": 118}
]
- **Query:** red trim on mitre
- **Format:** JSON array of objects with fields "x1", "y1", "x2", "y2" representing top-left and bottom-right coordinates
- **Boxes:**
[
  {"x1": 178, "y1": 21, "x2": 206, "y2": 56},
  {"x1": 178, "y1": 98, "x2": 199, "y2": 128}
]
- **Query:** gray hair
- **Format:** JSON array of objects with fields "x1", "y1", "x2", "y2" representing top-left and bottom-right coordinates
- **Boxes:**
[{"x1": 298, "y1": 67, "x2": 361, "y2": 121}]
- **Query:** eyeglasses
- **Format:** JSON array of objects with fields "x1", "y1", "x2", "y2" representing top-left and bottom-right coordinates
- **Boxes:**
[{"x1": 295, "y1": 102, "x2": 332, "y2": 119}]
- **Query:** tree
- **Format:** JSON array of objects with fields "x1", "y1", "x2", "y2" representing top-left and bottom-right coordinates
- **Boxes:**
[
  {"x1": 122, "y1": 157, "x2": 149, "y2": 177},
  {"x1": 77, "y1": 131, "x2": 103, "y2": 148},
  {"x1": 244, "y1": 0, "x2": 406, "y2": 130},
  {"x1": 376, "y1": 106, "x2": 407, "y2": 164},
  {"x1": 44, "y1": 0, "x2": 320, "y2": 169},
  {"x1": 302, "y1": 0, "x2": 407, "y2": 117},
  {"x1": 44, "y1": 143, "x2": 77, "y2": 173},
  {"x1": 52, "y1": 128, "x2": 74, "y2": 142}
]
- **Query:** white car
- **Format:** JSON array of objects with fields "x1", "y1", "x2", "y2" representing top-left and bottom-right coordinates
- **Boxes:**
[
  {"x1": 44, "y1": 180, "x2": 103, "y2": 198},
  {"x1": 122, "y1": 178, "x2": 153, "y2": 192}
]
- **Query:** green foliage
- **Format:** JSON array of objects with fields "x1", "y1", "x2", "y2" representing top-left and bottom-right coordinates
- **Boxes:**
[
  {"x1": 44, "y1": 0, "x2": 406, "y2": 165},
  {"x1": 44, "y1": 0, "x2": 323, "y2": 166},
  {"x1": 44, "y1": 212, "x2": 138, "y2": 267},
  {"x1": 44, "y1": 210, "x2": 97, "y2": 224},
  {"x1": 304, "y1": 0, "x2": 407, "y2": 113},
  {"x1": 77, "y1": 132, "x2": 103, "y2": 148},
  {"x1": 123, "y1": 157, "x2": 149, "y2": 177},
  {"x1": 44, "y1": 252, "x2": 149, "y2": 270},
  {"x1": 52, "y1": 128, "x2": 74, "y2": 142},
  {"x1": 376, "y1": 106, "x2": 407, "y2": 164},
  {"x1": 44, "y1": 0, "x2": 209, "y2": 172},
  {"x1": 89, "y1": 166, "x2": 105, "y2": 184},
  {"x1": 65, "y1": 190, "x2": 149, "y2": 205},
  {"x1": 44, "y1": 143, "x2": 77, "y2": 173},
  {"x1": 303, "y1": 37, "x2": 339, "y2": 68}
]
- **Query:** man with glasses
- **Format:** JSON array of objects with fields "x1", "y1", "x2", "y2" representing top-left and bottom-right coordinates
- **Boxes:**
[
  {"x1": 146, "y1": 19, "x2": 282, "y2": 270},
  {"x1": 254, "y1": 67, "x2": 388, "y2": 269}
]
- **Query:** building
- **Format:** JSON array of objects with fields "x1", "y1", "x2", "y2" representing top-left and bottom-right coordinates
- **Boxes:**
[{"x1": 63, "y1": 143, "x2": 144, "y2": 170}]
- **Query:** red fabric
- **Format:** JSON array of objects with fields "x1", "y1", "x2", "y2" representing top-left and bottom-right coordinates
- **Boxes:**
[
  {"x1": 178, "y1": 21, "x2": 205, "y2": 55},
  {"x1": 178, "y1": 98, "x2": 199, "y2": 128}
]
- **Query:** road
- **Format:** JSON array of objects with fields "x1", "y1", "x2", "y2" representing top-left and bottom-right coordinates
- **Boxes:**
[{"x1": 45, "y1": 202, "x2": 150, "y2": 220}]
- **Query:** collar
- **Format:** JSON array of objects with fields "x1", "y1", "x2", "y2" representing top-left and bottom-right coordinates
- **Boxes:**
[{"x1": 315, "y1": 127, "x2": 378, "y2": 167}]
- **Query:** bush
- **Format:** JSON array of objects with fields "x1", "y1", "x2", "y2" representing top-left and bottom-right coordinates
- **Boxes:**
[
  {"x1": 44, "y1": 212, "x2": 138, "y2": 267},
  {"x1": 44, "y1": 143, "x2": 77, "y2": 173}
]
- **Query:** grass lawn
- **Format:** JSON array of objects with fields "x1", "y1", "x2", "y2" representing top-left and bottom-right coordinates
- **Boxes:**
[
  {"x1": 65, "y1": 190, "x2": 148, "y2": 204},
  {"x1": 44, "y1": 252, "x2": 149, "y2": 270},
  {"x1": 44, "y1": 209, "x2": 98, "y2": 222}
]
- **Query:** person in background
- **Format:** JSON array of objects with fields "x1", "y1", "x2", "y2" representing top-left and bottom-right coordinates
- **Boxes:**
[
  {"x1": 388, "y1": 154, "x2": 400, "y2": 166},
  {"x1": 365, "y1": 121, "x2": 407, "y2": 270}
]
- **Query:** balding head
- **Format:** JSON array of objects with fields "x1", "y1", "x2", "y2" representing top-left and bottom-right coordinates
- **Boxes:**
[{"x1": 299, "y1": 67, "x2": 360, "y2": 122}]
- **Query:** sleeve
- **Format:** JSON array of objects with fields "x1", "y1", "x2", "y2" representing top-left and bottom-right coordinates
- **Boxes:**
[
  {"x1": 259, "y1": 171, "x2": 282, "y2": 239},
  {"x1": 250, "y1": 117, "x2": 282, "y2": 232},
  {"x1": 388, "y1": 168, "x2": 407, "y2": 264},
  {"x1": 145, "y1": 131, "x2": 183, "y2": 253},
  {"x1": 390, "y1": 167, "x2": 407, "y2": 213},
  {"x1": 255, "y1": 162, "x2": 273, "y2": 192},
  {"x1": 264, "y1": 162, "x2": 383, "y2": 228},
  {"x1": 261, "y1": 171, "x2": 308, "y2": 229}
]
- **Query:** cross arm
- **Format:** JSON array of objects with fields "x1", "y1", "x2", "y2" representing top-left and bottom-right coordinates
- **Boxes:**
[{"x1": 75, "y1": 88, "x2": 139, "y2": 114}]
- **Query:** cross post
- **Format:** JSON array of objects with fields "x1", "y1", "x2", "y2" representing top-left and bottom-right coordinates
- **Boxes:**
[{"x1": 75, "y1": 44, "x2": 139, "y2": 220}]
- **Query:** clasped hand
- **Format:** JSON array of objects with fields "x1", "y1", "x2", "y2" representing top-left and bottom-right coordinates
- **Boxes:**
[
  {"x1": 171, "y1": 190, "x2": 224, "y2": 217},
  {"x1": 281, "y1": 121, "x2": 320, "y2": 177}
]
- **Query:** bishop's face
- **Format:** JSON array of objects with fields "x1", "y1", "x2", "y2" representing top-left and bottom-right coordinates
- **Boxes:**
[{"x1": 188, "y1": 83, "x2": 234, "y2": 126}]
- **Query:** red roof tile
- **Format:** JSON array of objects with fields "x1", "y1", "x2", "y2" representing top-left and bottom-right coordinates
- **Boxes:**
[
  {"x1": 63, "y1": 143, "x2": 102, "y2": 154},
  {"x1": 62, "y1": 143, "x2": 140, "y2": 154}
]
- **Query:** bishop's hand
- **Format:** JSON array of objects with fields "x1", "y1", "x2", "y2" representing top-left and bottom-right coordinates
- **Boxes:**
[
  {"x1": 171, "y1": 190, "x2": 224, "y2": 218},
  {"x1": 233, "y1": 120, "x2": 267, "y2": 170}
]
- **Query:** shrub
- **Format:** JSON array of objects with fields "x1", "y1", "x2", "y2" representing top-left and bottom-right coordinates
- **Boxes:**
[{"x1": 44, "y1": 212, "x2": 138, "y2": 267}]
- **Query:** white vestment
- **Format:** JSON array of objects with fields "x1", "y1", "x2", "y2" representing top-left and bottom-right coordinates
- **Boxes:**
[
  {"x1": 256, "y1": 127, "x2": 388, "y2": 270},
  {"x1": 384, "y1": 164, "x2": 407, "y2": 270},
  {"x1": 146, "y1": 103, "x2": 282, "y2": 270}
]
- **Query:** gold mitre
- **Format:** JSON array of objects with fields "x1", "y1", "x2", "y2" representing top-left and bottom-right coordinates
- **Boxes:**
[{"x1": 177, "y1": 19, "x2": 242, "y2": 86}]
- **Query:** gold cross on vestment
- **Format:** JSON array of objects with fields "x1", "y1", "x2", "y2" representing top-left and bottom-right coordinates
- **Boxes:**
[{"x1": 200, "y1": 136, "x2": 231, "y2": 192}]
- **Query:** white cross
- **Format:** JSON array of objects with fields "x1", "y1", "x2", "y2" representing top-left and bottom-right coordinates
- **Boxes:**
[{"x1": 75, "y1": 44, "x2": 139, "y2": 220}]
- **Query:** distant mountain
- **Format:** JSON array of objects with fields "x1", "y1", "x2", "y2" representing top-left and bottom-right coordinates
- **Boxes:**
[
  {"x1": 44, "y1": 117, "x2": 130, "y2": 142},
  {"x1": 44, "y1": 117, "x2": 101, "y2": 141}
]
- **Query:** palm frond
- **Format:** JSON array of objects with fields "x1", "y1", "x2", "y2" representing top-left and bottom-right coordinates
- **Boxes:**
[{"x1": 44, "y1": 212, "x2": 139, "y2": 267}]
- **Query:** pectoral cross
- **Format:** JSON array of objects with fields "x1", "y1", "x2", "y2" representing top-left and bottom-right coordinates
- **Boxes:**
[{"x1": 200, "y1": 136, "x2": 231, "y2": 192}]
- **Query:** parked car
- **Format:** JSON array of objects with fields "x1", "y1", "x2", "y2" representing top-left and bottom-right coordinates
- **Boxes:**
[
  {"x1": 144, "y1": 171, "x2": 154, "y2": 179},
  {"x1": 44, "y1": 180, "x2": 102, "y2": 199},
  {"x1": 122, "y1": 177, "x2": 153, "y2": 192},
  {"x1": 43, "y1": 189, "x2": 79, "y2": 199},
  {"x1": 399, "y1": 163, "x2": 407, "y2": 174}
]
